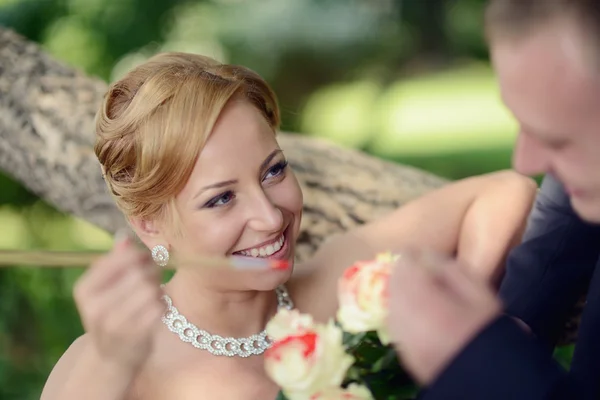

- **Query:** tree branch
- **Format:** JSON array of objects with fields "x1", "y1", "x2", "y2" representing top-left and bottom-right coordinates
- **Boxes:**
[{"x1": 0, "y1": 27, "x2": 446, "y2": 262}]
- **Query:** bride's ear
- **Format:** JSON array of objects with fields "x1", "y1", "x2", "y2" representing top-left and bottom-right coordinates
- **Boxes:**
[{"x1": 128, "y1": 217, "x2": 165, "y2": 249}]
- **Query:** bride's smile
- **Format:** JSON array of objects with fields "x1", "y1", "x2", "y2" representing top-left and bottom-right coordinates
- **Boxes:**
[{"x1": 234, "y1": 230, "x2": 289, "y2": 258}]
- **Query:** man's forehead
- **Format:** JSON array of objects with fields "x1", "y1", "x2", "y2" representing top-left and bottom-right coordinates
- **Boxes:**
[
  {"x1": 494, "y1": 27, "x2": 582, "y2": 83},
  {"x1": 490, "y1": 17, "x2": 597, "y2": 73},
  {"x1": 492, "y1": 25, "x2": 600, "y2": 137}
]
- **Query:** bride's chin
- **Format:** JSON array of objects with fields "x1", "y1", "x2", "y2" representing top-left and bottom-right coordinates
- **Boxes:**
[{"x1": 243, "y1": 257, "x2": 295, "y2": 292}]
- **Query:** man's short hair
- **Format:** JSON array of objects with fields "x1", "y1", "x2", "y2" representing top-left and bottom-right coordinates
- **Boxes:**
[{"x1": 485, "y1": 0, "x2": 600, "y2": 45}]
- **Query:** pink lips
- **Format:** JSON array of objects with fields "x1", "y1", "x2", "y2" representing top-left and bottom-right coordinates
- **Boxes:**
[
  {"x1": 233, "y1": 224, "x2": 292, "y2": 269},
  {"x1": 565, "y1": 185, "x2": 585, "y2": 198},
  {"x1": 266, "y1": 227, "x2": 290, "y2": 261}
]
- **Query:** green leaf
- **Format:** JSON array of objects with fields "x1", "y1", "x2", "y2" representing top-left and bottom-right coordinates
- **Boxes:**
[
  {"x1": 274, "y1": 390, "x2": 289, "y2": 400},
  {"x1": 340, "y1": 327, "x2": 419, "y2": 399},
  {"x1": 553, "y1": 345, "x2": 574, "y2": 370},
  {"x1": 343, "y1": 331, "x2": 367, "y2": 348},
  {"x1": 394, "y1": 384, "x2": 420, "y2": 399},
  {"x1": 371, "y1": 348, "x2": 399, "y2": 372}
]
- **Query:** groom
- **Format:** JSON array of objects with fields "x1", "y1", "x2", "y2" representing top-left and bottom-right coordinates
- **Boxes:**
[{"x1": 386, "y1": 1, "x2": 600, "y2": 399}]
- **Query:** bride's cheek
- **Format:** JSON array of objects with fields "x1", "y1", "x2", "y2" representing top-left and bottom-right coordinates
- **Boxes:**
[{"x1": 277, "y1": 178, "x2": 303, "y2": 212}]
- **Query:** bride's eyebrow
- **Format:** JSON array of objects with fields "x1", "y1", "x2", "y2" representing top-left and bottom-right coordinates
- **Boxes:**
[
  {"x1": 192, "y1": 149, "x2": 283, "y2": 200},
  {"x1": 193, "y1": 179, "x2": 237, "y2": 200},
  {"x1": 260, "y1": 149, "x2": 283, "y2": 171}
]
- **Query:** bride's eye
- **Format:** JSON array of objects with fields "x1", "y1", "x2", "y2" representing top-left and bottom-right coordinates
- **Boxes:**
[
  {"x1": 263, "y1": 160, "x2": 288, "y2": 181},
  {"x1": 204, "y1": 190, "x2": 236, "y2": 208}
]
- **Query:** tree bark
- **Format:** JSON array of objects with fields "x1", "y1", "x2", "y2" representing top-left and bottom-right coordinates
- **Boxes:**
[{"x1": 0, "y1": 27, "x2": 446, "y2": 261}]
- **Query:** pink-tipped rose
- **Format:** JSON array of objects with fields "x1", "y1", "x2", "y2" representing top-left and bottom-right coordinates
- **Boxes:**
[
  {"x1": 266, "y1": 308, "x2": 315, "y2": 341},
  {"x1": 265, "y1": 319, "x2": 354, "y2": 400},
  {"x1": 337, "y1": 252, "x2": 398, "y2": 344}
]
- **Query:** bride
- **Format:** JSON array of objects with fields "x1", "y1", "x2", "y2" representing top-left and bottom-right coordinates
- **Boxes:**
[{"x1": 40, "y1": 52, "x2": 536, "y2": 400}]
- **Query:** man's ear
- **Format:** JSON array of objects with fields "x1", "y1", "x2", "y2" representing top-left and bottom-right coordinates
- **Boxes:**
[{"x1": 128, "y1": 216, "x2": 165, "y2": 249}]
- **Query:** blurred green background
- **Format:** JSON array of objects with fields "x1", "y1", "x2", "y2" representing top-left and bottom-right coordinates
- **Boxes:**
[{"x1": 0, "y1": 0, "x2": 548, "y2": 398}]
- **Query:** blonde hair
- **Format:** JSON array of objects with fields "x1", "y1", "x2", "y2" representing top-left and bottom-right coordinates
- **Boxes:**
[{"x1": 94, "y1": 52, "x2": 280, "y2": 227}]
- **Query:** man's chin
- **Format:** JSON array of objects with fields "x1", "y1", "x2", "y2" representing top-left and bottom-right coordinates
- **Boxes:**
[{"x1": 571, "y1": 197, "x2": 600, "y2": 224}]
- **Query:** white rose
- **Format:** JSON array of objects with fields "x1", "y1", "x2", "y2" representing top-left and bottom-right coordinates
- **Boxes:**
[
  {"x1": 266, "y1": 308, "x2": 314, "y2": 341},
  {"x1": 264, "y1": 320, "x2": 354, "y2": 400},
  {"x1": 311, "y1": 383, "x2": 374, "y2": 399},
  {"x1": 337, "y1": 252, "x2": 398, "y2": 344}
]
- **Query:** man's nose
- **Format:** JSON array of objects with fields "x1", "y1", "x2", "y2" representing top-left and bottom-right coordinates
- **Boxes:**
[{"x1": 512, "y1": 133, "x2": 550, "y2": 177}]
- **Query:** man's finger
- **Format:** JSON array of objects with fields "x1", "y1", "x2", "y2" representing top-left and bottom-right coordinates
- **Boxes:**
[
  {"x1": 390, "y1": 251, "x2": 460, "y2": 313},
  {"x1": 434, "y1": 255, "x2": 497, "y2": 306},
  {"x1": 400, "y1": 249, "x2": 492, "y2": 305}
]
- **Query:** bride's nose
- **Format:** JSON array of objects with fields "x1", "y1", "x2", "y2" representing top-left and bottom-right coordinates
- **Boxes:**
[{"x1": 246, "y1": 190, "x2": 284, "y2": 233}]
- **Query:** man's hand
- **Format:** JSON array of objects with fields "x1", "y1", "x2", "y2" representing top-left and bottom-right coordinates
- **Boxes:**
[{"x1": 386, "y1": 250, "x2": 502, "y2": 385}]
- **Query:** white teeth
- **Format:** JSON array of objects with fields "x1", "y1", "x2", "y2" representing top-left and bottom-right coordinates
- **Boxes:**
[{"x1": 239, "y1": 234, "x2": 285, "y2": 258}]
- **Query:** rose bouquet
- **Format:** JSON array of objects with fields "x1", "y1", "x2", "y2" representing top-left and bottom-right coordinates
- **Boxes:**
[{"x1": 265, "y1": 253, "x2": 418, "y2": 400}]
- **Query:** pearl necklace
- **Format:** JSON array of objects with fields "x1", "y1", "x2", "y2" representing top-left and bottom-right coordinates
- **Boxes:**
[{"x1": 161, "y1": 286, "x2": 294, "y2": 357}]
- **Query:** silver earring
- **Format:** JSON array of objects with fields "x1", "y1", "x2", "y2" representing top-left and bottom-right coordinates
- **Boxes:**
[{"x1": 151, "y1": 245, "x2": 169, "y2": 267}]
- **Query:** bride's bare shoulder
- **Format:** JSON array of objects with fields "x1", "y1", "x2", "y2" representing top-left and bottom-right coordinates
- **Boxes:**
[
  {"x1": 41, "y1": 334, "x2": 145, "y2": 400},
  {"x1": 288, "y1": 231, "x2": 377, "y2": 321},
  {"x1": 291, "y1": 233, "x2": 361, "y2": 280},
  {"x1": 40, "y1": 334, "x2": 89, "y2": 400}
]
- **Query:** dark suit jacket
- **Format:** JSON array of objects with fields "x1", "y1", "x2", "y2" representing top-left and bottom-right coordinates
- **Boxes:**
[{"x1": 419, "y1": 175, "x2": 600, "y2": 400}]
